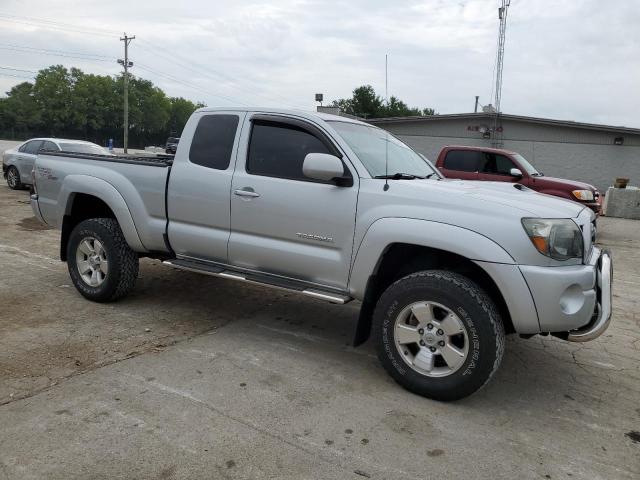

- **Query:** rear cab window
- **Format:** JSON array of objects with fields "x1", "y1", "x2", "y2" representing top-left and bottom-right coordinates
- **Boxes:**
[
  {"x1": 442, "y1": 150, "x2": 480, "y2": 172},
  {"x1": 189, "y1": 114, "x2": 240, "y2": 170}
]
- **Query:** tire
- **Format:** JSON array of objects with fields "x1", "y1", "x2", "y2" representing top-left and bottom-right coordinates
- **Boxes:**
[
  {"x1": 373, "y1": 270, "x2": 505, "y2": 401},
  {"x1": 6, "y1": 166, "x2": 22, "y2": 190},
  {"x1": 67, "y1": 218, "x2": 139, "y2": 302}
]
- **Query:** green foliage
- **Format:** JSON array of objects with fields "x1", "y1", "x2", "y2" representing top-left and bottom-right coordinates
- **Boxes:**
[
  {"x1": 331, "y1": 85, "x2": 435, "y2": 119},
  {"x1": 0, "y1": 64, "x2": 205, "y2": 147}
]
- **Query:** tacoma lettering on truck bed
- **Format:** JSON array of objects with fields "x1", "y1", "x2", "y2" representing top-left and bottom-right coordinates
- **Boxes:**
[{"x1": 30, "y1": 108, "x2": 613, "y2": 401}]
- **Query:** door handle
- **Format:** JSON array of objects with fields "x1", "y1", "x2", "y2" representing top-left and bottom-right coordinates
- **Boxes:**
[{"x1": 234, "y1": 188, "x2": 260, "y2": 198}]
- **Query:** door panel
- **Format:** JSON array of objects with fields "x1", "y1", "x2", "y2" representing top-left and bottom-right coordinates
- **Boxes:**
[
  {"x1": 167, "y1": 112, "x2": 246, "y2": 261},
  {"x1": 228, "y1": 115, "x2": 358, "y2": 289}
]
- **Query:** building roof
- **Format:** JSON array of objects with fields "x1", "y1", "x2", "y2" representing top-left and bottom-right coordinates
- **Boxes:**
[{"x1": 368, "y1": 112, "x2": 640, "y2": 136}]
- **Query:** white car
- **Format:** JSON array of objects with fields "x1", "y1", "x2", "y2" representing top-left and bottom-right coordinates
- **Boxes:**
[{"x1": 2, "y1": 138, "x2": 111, "y2": 190}]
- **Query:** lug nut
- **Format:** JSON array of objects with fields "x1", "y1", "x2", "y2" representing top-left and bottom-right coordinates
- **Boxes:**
[
  {"x1": 419, "y1": 340, "x2": 425, "y2": 346},
  {"x1": 418, "y1": 328, "x2": 424, "y2": 334},
  {"x1": 438, "y1": 340, "x2": 445, "y2": 347},
  {"x1": 426, "y1": 323, "x2": 434, "y2": 330},
  {"x1": 429, "y1": 347, "x2": 436, "y2": 352},
  {"x1": 437, "y1": 329, "x2": 444, "y2": 336}
]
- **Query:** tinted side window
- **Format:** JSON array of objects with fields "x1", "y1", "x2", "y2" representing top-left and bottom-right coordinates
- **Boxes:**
[
  {"x1": 479, "y1": 153, "x2": 515, "y2": 175},
  {"x1": 40, "y1": 141, "x2": 58, "y2": 152},
  {"x1": 189, "y1": 114, "x2": 239, "y2": 170},
  {"x1": 443, "y1": 150, "x2": 479, "y2": 172},
  {"x1": 23, "y1": 140, "x2": 43, "y2": 155},
  {"x1": 247, "y1": 122, "x2": 331, "y2": 181}
]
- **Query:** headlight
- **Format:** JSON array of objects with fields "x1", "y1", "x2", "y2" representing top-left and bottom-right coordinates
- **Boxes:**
[
  {"x1": 571, "y1": 189, "x2": 594, "y2": 201},
  {"x1": 522, "y1": 218, "x2": 583, "y2": 260}
]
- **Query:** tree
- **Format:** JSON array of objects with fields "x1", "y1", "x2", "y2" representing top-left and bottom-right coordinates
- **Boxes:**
[
  {"x1": 331, "y1": 85, "x2": 435, "y2": 119},
  {"x1": 0, "y1": 82, "x2": 41, "y2": 137},
  {"x1": 168, "y1": 97, "x2": 203, "y2": 137},
  {"x1": 31, "y1": 65, "x2": 76, "y2": 135},
  {"x1": 0, "y1": 64, "x2": 207, "y2": 146}
]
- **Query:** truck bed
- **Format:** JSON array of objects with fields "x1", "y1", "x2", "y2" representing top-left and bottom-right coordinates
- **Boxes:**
[
  {"x1": 41, "y1": 150, "x2": 174, "y2": 167},
  {"x1": 34, "y1": 150, "x2": 172, "y2": 253}
]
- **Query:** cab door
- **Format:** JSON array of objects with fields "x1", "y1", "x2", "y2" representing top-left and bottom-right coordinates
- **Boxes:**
[
  {"x1": 228, "y1": 114, "x2": 358, "y2": 290},
  {"x1": 167, "y1": 111, "x2": 246, "y2": 262}
]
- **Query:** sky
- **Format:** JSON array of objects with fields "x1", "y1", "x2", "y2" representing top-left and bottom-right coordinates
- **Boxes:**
[{"x1": 0, "y1": 0, "x2": 639, "y2": 127}]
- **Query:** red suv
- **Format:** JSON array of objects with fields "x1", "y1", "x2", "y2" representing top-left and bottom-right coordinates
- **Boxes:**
[{"x1": 435, "y1": 146, "x2": 601, "y2": 213}]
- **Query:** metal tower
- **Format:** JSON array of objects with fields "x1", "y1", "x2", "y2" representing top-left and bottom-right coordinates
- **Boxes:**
[{"x1": 492, "y1": 0, "x2": 510, "y2": 147}]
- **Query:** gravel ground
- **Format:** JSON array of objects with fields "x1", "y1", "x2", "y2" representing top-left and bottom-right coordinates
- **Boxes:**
[{"x1": 0, "y1": 181, "x2": 638, "y2": 479}]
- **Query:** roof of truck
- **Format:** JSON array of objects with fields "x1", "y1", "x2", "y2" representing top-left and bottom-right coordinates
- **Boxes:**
[
  {"x1": 440, "y1": 145, "x2": 519, "y2": 155},
  {"x1": 194, "y1": 107, "x2": 369, "y2": 126}
]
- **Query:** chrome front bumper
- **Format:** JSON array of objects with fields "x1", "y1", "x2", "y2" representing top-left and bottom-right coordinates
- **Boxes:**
[{"x1": 567, "y1": 249, "x2": 613, "y2": 342}]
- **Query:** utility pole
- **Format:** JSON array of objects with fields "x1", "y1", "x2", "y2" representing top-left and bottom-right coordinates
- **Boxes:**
[
  {"x1": 474, "y1": 95, "x2": 479, "y2": 113},
  {"x1": 118, "y1": 33, "x2": 135, "y2": 153},
  {"x1": 492, "y1": 0, "x2": 510, "y2": 147}
]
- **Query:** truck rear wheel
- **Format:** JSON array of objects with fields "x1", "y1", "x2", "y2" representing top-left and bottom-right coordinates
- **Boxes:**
[
  {"x1": 372, "y1": 270, "x2": 505, "y2": 401},
  {"x1": 67, "y1": 218, "x2": 139, "y2": 302}
]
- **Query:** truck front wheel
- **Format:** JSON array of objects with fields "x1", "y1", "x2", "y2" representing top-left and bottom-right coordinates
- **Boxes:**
[
  {"x1": 372, "y1": 270, "x2": 505, "y2": 401},
  {"x1": 67, "y1": 218, "x2": 139, "y2": 302}
]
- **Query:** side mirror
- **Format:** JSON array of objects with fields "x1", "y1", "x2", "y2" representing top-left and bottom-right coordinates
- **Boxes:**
[
  {"x1": 510, "y1": 168, "x2": 523, "y2": 178},
  {"x1": 303, "y1": 153, "x2": 349, "y2": 185}
]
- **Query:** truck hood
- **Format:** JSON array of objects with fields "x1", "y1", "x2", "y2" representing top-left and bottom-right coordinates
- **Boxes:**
[
  {"x1": 402, "y1": 179, "x2": 584, "y2": 218},
  {"x1": 530, "y1": 175, "x2": 597, "y2": 192}
]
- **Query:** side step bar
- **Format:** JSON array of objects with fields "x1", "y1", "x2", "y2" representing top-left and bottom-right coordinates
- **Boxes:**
[{"x1": 163, "y1": 258, "x2": 352, "y2": 305}]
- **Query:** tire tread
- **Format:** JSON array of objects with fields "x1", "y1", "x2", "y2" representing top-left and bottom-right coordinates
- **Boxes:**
[{"x1": 373, "y1": 269, "x2": 505, "y2": 400}]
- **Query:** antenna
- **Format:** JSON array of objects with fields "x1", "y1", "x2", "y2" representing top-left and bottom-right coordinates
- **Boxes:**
[
  {"x1": 492, "y1": 0, "x2": 510, "y2": 147},
  {"x1": 383, "y1": 131, "x2": 389, "y2": 191},
  {"x1": 385, "y1": 54, "x2": 388, "y2": 104}
]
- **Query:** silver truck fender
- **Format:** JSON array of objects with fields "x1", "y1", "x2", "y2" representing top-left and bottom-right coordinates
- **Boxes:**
[
  {"x1": 59, "y1": 175, "x2": 146, "y2": 252},
  {"x1": 348, "y1": 217, "x2": 515, "y2": 298}
]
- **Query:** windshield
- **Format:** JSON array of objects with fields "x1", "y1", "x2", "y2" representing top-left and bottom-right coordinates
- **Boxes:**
[
  {"x1": 59, "y1": 143, "x2": 109, "y2": 155},
  {"x1": 329, "y1": 121, "x2": 439, "y2": 178},
  {"x1": 512, "y1": 153, "x2": 540, "y2": 176}
]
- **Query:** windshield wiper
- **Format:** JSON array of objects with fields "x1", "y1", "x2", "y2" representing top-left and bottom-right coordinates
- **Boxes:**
[{"x1": 374, "y1": 172, "x2": 425, "y2": 180}]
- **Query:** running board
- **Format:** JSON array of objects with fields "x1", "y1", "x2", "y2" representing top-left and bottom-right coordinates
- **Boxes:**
[{"x1": 162, "y1": 258, "x2": 352, "y2": 304}]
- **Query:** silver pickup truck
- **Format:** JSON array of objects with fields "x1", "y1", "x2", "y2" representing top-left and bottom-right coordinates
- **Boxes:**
[{"x1": 30, "y1": 108, "x2": 612, "y2": 400}]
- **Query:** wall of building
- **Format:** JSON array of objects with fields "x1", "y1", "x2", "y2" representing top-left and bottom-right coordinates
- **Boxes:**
[{"x1": 377, "y1": 118, "x2": 640, "y2": 193}]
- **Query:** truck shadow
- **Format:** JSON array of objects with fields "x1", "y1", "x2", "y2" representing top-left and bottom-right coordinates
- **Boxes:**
[{"x1": 130, "y1": 262, "x2": 616, "y2": 410}]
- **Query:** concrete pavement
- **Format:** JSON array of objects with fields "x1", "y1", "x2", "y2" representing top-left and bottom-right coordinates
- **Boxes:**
[{"x1": 0, "y1": 184, "x2": 638, "y2": 479}]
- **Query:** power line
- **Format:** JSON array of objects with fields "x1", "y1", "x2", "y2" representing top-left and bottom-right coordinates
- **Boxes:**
[
  {"x1": 1, "y1": 13, "x2": 307, "y2": 109},
  {"x1": 0, "y1": 13, "x2": 119, "y2": 37},
  {"x1": 135, "y1": 63, "x2": 247, "y2": 106},
  {"x1": 0, "y1": 66, "x2": 38, "y2": 73},
  {"x1": 136, "y1": 39, "x2": 307, "y2": 109},
  {"x1": 0, "y1": 45, "x2": 115, "y2": 63},
  {"x1": 0, "y1": 43, "x2": 114, "y2": 59},
  {"x1": 0, "y1": 72, "x2": 35, "y2": 80}
]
